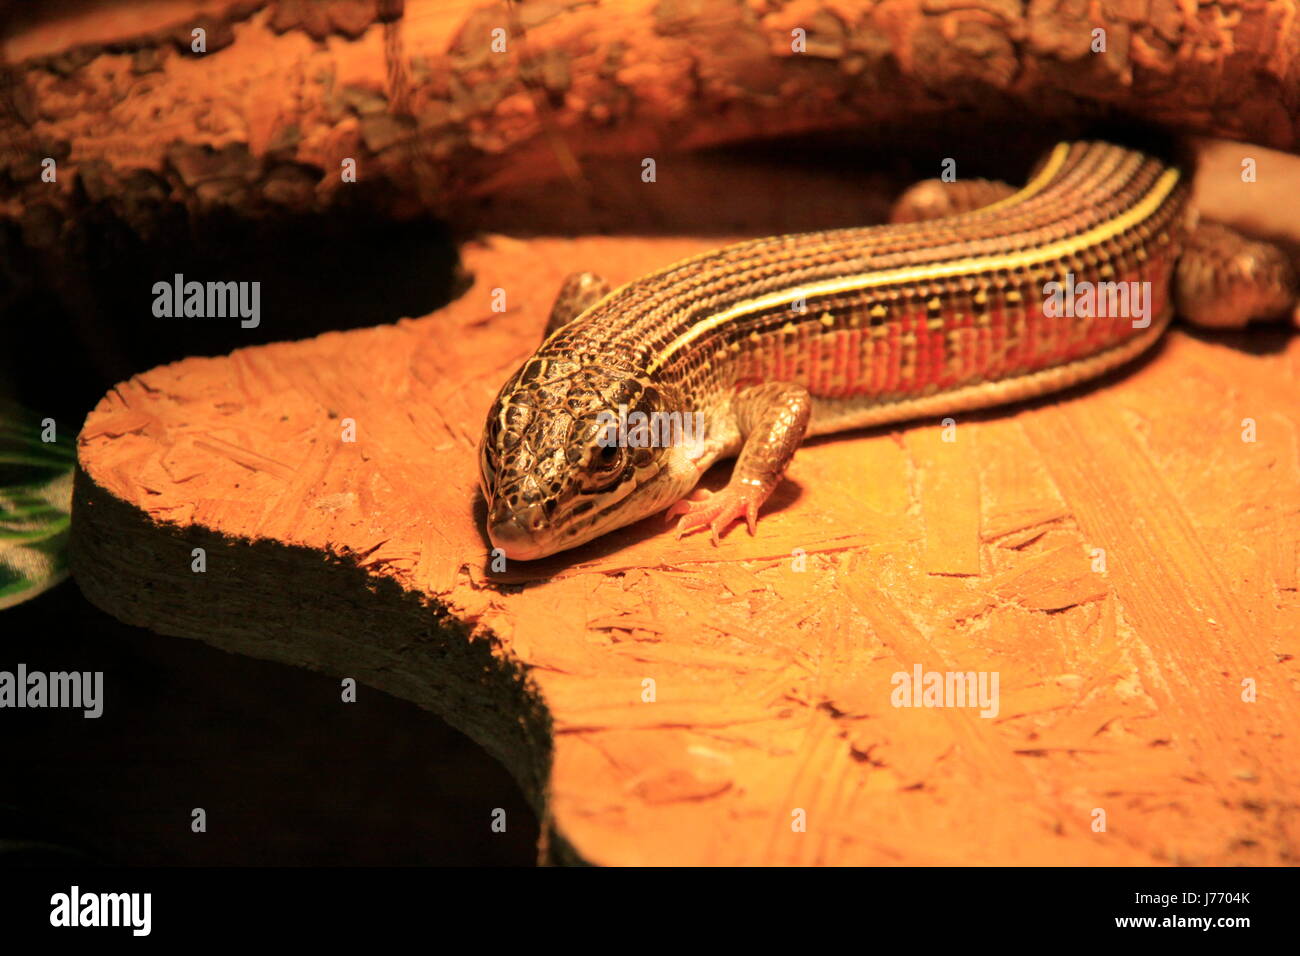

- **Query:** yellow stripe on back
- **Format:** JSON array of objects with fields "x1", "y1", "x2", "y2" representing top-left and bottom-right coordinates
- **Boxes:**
[
  {"x1": 646, "y1": 164, "x2": 1180, "y2": 374},
  {"x1": 972, "y1": 142, "x2": 1072, "y2": 215}
]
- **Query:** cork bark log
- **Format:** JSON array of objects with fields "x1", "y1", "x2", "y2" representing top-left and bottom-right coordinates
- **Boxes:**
[{"x1": 3, "y1": 0, "x2": 1300, "y2": 243}]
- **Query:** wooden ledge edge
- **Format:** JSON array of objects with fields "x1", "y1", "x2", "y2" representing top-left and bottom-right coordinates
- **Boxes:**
[{"x1": 67, "y1": 462, "x2": 585, "y2": 865}]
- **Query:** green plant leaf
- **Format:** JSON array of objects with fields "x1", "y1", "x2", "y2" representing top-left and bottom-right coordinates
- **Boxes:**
[{"x1": 0, "y1": 402, "x2": 74, "y2": 610}]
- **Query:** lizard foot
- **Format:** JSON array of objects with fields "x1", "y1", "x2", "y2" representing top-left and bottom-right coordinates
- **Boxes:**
[{"x1": 665, "y1": 482, "x2": 766, "y2": 545}]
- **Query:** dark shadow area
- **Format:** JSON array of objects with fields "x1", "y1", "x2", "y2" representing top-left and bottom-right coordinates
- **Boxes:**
[
  {"x1": 0, "y1": 580, "x2": 538, "y2": 866},
  {"x1": 455, "y1": 115, "x2": 1161, "y2": 238},
  {"x1": 0, "y1": 209, "x2": 463, "y2": 429},
  {"x1": 1178, "y1": 324, "x2": 1296, "y2": 357}
]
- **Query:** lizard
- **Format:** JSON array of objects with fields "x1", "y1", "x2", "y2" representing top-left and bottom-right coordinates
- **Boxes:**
[{"x1": 478, "y1": 140, "x2": 1299, "y2": 560}]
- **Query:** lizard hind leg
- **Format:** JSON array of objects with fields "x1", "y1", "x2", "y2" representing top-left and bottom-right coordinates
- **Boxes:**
[
  {"x1": 668, "y1": 382, "x2": 812, "y2": 545},
  {"x1": 544, "y1": 271, "x2": 611, "y2": 338},
  {"x1": 1174, "y1": 222, "x2": 1300, "y2": 329},
  {"x1": 889, "y1": 178, "x2": 1018, "y2": 223}
]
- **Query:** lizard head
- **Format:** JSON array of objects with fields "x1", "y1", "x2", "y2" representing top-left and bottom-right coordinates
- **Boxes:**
[{"x1": 479, "y1": 357, "x2": 705, "y2": 559}]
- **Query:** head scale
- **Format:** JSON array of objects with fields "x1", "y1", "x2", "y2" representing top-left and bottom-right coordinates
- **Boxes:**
[{"x1": 479, "y1": 357, "x2": 696, "y2": 559}]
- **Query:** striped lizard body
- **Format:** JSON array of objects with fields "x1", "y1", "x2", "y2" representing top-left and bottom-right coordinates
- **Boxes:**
[{"x1": 480, "y1": 140, "x2": 1298, "y2": 559}]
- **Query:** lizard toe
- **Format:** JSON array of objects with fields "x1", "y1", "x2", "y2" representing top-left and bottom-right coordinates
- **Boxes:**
[{"x1": 672, "y1": 485, "x2": 767, "y2": 545}]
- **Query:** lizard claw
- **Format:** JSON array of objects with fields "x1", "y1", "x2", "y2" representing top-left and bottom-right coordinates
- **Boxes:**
[
  {"x1": 667, "y1": 484, "x2": 765, "y2": 544},
  {"x1": 665, "y1": 488, "x2": 711, "y2": 524}
]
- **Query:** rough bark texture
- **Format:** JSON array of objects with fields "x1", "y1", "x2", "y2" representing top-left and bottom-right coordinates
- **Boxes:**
[
  {"x1": 2, "y1": 0, "x2": 1300, "y2": 243},
  {"x1": 71, "y1": 219, "x2": 1300, "y2": 865}
]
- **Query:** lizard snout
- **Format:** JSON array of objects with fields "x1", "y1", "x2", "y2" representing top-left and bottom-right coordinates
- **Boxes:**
[{"x1": 487, "y1": 500, "x2": 551, "y2": 560}]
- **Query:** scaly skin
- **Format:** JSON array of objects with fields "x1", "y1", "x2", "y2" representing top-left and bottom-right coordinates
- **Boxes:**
[{"x1": 479, "y1": 141, "x2": 1299, "y2": 560}]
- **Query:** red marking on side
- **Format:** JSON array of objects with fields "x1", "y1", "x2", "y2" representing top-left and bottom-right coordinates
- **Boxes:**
[
  {"x1": 808, "y1": 329, "x2": 823, "y2": 394},
  {"x1": 769, "y1": 331, "x2": 784, "y2": 381},
  {"x1": 827, "y1": 328, "x2": 850, "y2": 397},
  {"x1": 929, "y1": 319, "x2": 947, "y2": 388},
  {"x1": 846, "y1": 327, "x2": 863, "y2": 396},
  {"x1": 912, "y1": 315, "x2": 928, "y2": 389},
  {"x1": 883, "y1": 321, "x2": 900, "y2": 393}
]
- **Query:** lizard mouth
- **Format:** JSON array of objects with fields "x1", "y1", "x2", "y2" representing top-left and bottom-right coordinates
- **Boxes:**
[
  {"x1": 485, "y1": 457, "x2": 677, "y2": 560},
  {"x1": 487, "y1": 517, "x2": 550, "y2": 560},
  {"x1": 486, "y1": 500, "x2": 553, "y2": 560},
  {"x1": 487, "y1": 495, "x2": 630, "y2": 560}
]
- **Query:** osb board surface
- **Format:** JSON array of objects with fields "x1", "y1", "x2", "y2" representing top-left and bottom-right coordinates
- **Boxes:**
[{"x1": 75, "y1": 235, "x2": 1300, "y2": 865}]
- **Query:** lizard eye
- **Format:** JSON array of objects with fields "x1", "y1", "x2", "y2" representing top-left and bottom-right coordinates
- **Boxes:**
[
  {"x1": 582, "y1": 444, "x2": 625, "y2": 490},
  {"x1": 594, "y1": 443, "x2": 622, "y2": 471}
]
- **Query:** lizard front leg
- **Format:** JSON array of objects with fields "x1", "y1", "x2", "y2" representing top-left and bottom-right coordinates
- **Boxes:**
[{"x1": 667, "y1": 382, "x2": 812, "y2": 544}]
